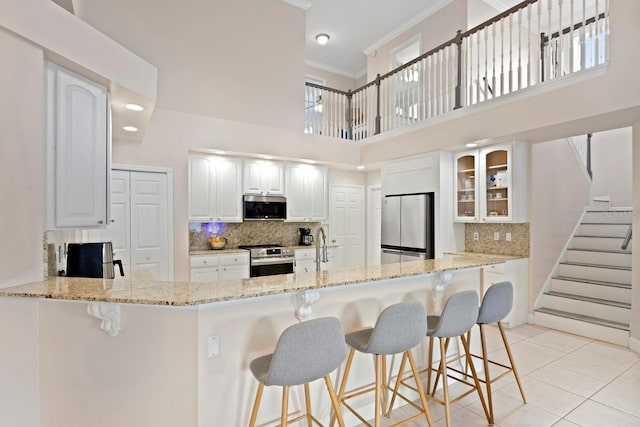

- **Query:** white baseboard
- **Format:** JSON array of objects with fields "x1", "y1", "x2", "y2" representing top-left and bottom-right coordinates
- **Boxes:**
[{"x1": 629, "y1": 337, "x2": 640, "y2": 353}]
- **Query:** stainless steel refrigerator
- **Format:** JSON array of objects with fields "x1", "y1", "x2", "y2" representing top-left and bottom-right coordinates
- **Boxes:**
[{"x1": 381, "y1": 193, "x2": 434, "y2": 264}]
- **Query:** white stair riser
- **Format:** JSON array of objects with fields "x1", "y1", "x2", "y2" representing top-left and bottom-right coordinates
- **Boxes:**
[
  {"x1": 541, "y1": 294, "x2": 630, "y2": 324},
  {"x1": 577, "y1": 223, "x2": 630, "y2": 238},
  {"x1": 565, "y1": 251, "x2": 632, "y2": 268},
  {"x1": 583, "y1": 211, "x2": 632, "y2": 224},
  {"x1": 534, "y1": 311, "x2": 629, "y2": 346},
  {"x1": 550, "y1": 279, "x2": 631, "y2": 304},
  {"x1": 572, "y1": 236, "x2": 627, "y2": 252},
  {"x1": 557, "y1": 264, "x2": 631, "y2": 284}
]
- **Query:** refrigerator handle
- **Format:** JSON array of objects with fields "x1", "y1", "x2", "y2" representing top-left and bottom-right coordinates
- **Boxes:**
[{"x1": 382, "y1": 249, "x2": 403, "y2": 255}]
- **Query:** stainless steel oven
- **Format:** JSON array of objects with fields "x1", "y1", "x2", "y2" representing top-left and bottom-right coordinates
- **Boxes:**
[{"x1": 239, "y1": 245, "x2": 294, "y2": 277}]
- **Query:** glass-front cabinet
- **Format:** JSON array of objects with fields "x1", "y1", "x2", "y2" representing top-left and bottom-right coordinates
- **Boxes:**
[{"x1": 454, "y1": 142, "x2": 527, "y2": 223}]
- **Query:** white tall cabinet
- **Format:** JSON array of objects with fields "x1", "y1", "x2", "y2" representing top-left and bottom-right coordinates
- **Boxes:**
[
  {"x1": 285, "y1": 163, "x2": 328, "y2": 222},
  {"x1": 454, "y1": 142, "x2": 528, "y2": 223},
  {"x1": 87, "y1": 168, "x2": 173, "y2": 280},
  {"x1": 46, "y1": 63, "x2": 109, "y2": 229},
  {"x1": 188, "y1": 155, "x2": 242, "y2": 222}
]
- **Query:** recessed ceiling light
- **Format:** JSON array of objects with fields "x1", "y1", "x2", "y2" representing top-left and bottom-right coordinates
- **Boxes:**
[
  {"x1": 123, "y1": 126, "x2": 138, "y2": 132},
  {"x1": 315, "y1": 33, "x2": 330, "y2": 46},
  {"x1": 357, "y1": 165, "x2": 365, "y2": 170},
  {"x1": 125, "y1": 103, "x2": 144, "y2": 111},
  {"x1": 466, "y1": 143, "x2": 478, "y2": 148}
]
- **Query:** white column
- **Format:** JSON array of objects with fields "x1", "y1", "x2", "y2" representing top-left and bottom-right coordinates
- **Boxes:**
[{"x1": 630, "y1": 121, "x2": 640, "y2": 352}]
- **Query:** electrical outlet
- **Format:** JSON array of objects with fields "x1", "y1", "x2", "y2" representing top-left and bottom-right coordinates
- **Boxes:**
[
  {"x1": 494, "y1": 232, "x2": 500, "y2": 241},
  {"x1": 207, "y1": 335, "x2": 220, "y2": 358},
  {"x1": 473, "y1": 231, "x2": 479, "y2": 241},
  {"x1": 506, "y1": 232, "x2": 512, "y2": 241}
]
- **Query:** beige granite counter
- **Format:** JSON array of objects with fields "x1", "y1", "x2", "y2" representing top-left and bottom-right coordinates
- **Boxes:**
[
  {"x1": 189, "y1": 248, "x2": 249, "y2": 256},
  {"x1": 0, "y1": 254, "x2": 512, "y2": 307}
]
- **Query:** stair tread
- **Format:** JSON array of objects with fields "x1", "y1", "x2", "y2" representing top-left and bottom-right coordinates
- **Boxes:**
[
  {"x1": 559, "y1": 261, "x2": 631, "y2": 271},
  {"x1": 567, "y1": 248, "x2": 632, "y2": 255},
  {"x1": 552, "y1": 276, "x2": 631, "y2": 289},
  {"x1": 544, "y1": 291, "x2": 631, "y2": 308},
  {"x1": 586, "y1": 209, "x2": 632, "y2": 213},
  {"x1": 535, "y1": 307, "x2": 630, "y2": 331},
  {"x1": 580, "y1": 222, "x2": 632, "y2": 225},
  {"x1": 574, "y1": 235, "x2": 625, "y2": 239}
]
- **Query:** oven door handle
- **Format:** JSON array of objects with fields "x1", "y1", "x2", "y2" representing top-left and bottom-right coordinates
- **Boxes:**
[{"x1": 251, "y1": 257, "x2": 295, "y2": 266}]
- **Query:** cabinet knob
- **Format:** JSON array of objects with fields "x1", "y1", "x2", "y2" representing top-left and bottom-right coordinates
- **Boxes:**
[
  {"x1": 203, "y1": 261, "x2": 207, "y2": 264},
  {"x1": 110, "y1": 219, "x2": 115, "y2": 223},
  {"x1": 146, "y1": 256, "x2": 150, "y2": 261},
  {"x1": 97, "y1": 220, "x2": 104, "y2": 224}
]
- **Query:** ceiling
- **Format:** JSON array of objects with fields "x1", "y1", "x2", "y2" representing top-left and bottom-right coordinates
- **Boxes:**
[{"x1": 304, "y1": 0, "x2": 521, "y2": 79}]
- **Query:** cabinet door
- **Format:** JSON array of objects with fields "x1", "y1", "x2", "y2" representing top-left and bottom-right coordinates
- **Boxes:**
[
  {"x1": 261, "y1": 161, "x2": 284, "y2": 195},
  {"x1": 295, "y1": 259, "x2": 316, "y2": 274},
  {"x1": 215, "y1": 157, "x2": 242, "y2": 222},
  {"x1": 307, "y1": 166, "x2": 327, "y2": 221},
  {"x1": 188, "y1": 155, "x2": 214, "y2": 221},
  {"x1": 221, "y1": 264, "x2": 249, "y2": 280},
  {"x1": 190, "y1": 267, "x2": 220, "y2": 283},
  {"x1": 286, "y1": 165, "x2": 308, "y2": 221},
  {"x1": 454, "y1": 152, "x2": 479, "y2": 222},
  {"x1": 243, "y1": 160, "x2": 263, "y2": 195},
  {"x1": 51, "y1": 65, "x2": 108, "y2": 228},
  {"x1": 482, "y1": 146, "x2": 512, "y2": 222}
]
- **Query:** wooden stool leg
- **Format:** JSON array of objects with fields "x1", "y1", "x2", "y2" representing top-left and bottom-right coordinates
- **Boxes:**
[
  {"x1": 248, "y1": 383, "x2": 264, "y2": 427},
  {"x1": 281, "y1": 386, "x2": 289, "y2": 427},
  {"x1": 479, "y1": 324, "x2": 494, "y2": 425},
  {"x1": 431, "y1": 337, "x2": 451, "y2": 395},
  {"x1": 439, "y1": 338, "x2": 451, "y2": 427},
  {"x1": 386, "y1": 351, "x2": 408, "y2": 416},
  {"x1": 374, "y1": 354, "x2": 381, "y2": 427},
  {"x1": 461, "y1": 333, "x2": 490, "y2": 424},
  {"x1": 381, "y1": 354, "x2": 388, "y2": 415},
  {"x1": 330, "y1": 347, "x2": 355, "y2": 427},
  {"x1": 407, "y1": 350, "x2": 434, "y2": 427},
  {"x1": 304, "y1": 383, "x2": 313, "y2": 427},
  {"x1": 498, "y1": 321, "x2": 527, "y2": 403},
  {"x1": 324, "y1": 375, "x2": 346, "y2": 427},
  {"x1": 427, "y1": 336, "x2": 434, "y2": 394}
]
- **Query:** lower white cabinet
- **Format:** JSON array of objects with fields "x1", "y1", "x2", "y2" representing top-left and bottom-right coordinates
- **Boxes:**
[
  {"x1": 295, "y1": 247, "x2": 337, "y2": 273},
  {"x1": 190, "y1": 252, "x2": 249, "y2": 282},
  {"x1": 482, "y1": 258, "x2": 528, "y2": 328}
]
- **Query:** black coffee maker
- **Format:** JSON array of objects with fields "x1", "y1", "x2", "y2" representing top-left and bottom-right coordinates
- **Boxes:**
[{"x1": 299, "y1": 228, "x2": 314, "y2": 246}]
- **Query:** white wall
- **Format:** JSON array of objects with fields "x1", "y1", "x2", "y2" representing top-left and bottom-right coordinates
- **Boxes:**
[
  {"x1": 530, "y1": 139, "x2": 591, "y2": 307},
  {"x1": 591, "y1": 127, "x2": 632, "y2": 207},
  {"x1": 305, "y1": 65, "x2": 357, "y2": 92}
]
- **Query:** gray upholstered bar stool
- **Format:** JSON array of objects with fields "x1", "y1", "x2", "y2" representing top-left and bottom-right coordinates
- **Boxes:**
[
  {"x1": 331, "y1": 302, "x2": 433, "y2": 427},
  {"x1": 248, "y1": 317, "x2": 347, "y2": 427},
  {"x1": 423, "y1": 290, "x2": 490, "y2": 427},
  {"x1": 472, "y1": 281, "x2": 526, "y2": 425}
]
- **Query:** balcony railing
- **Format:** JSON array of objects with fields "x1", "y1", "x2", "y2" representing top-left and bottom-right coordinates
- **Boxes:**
[{"x1": 304, "y1": 0, "x2": 609, "y2": 141}]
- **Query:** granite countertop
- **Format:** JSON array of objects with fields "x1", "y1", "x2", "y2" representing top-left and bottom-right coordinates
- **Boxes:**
[
  {"x1": 443, "y1": 251, "x2": 526, "y2": 260},
  {"x1": 0, "y1": 254, "x2": 513, "y2": 307},
  {"x1": 189, "y1": 248, "x2": 248, "y2": 256}
]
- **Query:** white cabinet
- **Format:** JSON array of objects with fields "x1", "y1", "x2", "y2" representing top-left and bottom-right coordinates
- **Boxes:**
[
  {"x1": 482, "y1": 258, "x2": 529, "y2": 328},
  {"x1": 285, "y1": 163, "x2": 328, "y2": 222},
  {"x1": 46, "y1": 63, "x2": 109, "y2": 229},
  {"x1": 454, "y1": 142, "x2": 528, "y2": 223},
  {"x1": 188, "y1": 155, "x2": 242, "y2": 222},
  {"x1": 295, "y1": 247, "x2": 337, "y2": 273},
  {"x1": 243, "y1": 159, "x2": 284, "y2": 196},
  {"x1": 189, "y1": 252, "x2": 249, "y2": 282}
]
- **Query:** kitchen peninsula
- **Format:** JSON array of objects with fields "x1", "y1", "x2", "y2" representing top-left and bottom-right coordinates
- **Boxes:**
[{"x1": 0, "y1": 253, "x2": 523, "y2": 427}]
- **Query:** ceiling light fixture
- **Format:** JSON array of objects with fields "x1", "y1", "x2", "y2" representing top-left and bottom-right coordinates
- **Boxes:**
[
  {"x1": 465, "y1": 143, "x2": 478, "y2": 148},
  {"x1": 214, "y1": 150, "x2": 226, "y2": 155},
  {"x1": 315, "y1": 33, "x2": 330, "y2": 46},
  {"x1": 357, "y1": 165, "x2": 365, "y2": 170},
  {"x1": 123, "y1": 126, "x2": 138, "y2": 132},
  {"x1": 125, "y1": 103, "x2": 144, "y2": 111},
  {"x1": 262, "y1": 155, "x2": 273, "y2": 160}
]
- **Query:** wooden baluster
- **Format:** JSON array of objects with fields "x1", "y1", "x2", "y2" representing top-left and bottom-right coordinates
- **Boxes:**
[
  {"x1": 527, "y1": 4, "x2": 532, "y2": 87},
  {"x1": 492, "y1": 23, "x2": 497, "y2": 98},
  {"x1": 500, "y1": 18, "x2": 505, "y2": 96},
  {"x1": 557, "y1": 0, "x2": 564, "y2": 77},
  {"x1": 536, "y1": 1, "x2": 542, "y2": 83},
  {"x1": 517, "y1": 9, "x2": 522, "y2": 90},
  {"x1": 547, "y1": 0, "x2": 553, "y2": 79},
  {"x1": 509, "y1": 13, "x2": 514, "y2": 93}
]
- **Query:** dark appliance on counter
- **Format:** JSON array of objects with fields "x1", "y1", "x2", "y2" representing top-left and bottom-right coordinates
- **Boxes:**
[
  {"x1": 381, "y1": 192, "x2": 435, "y2": 264},
  {"x1": 238, "y1": 244, "x2": 294, "y2": 277},
  {"x1": 66, "y1": 242, "x2": 125, "y2": 279},
  {"x1": 299, "y1": 228, "x2": 314, "y2": 246},
  {"x1": 243, "y1": 195, "x2": 287, "y2": 221}
]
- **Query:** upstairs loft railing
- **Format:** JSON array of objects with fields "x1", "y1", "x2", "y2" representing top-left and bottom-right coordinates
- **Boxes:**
[{"x1": 304, "y1": 0, "x2": 609, "y2": 141}]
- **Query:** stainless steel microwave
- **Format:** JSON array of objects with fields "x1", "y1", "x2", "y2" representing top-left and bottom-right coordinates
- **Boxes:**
[{"x1": 243, "y1": 195, "x2": 287, "y2": 221}]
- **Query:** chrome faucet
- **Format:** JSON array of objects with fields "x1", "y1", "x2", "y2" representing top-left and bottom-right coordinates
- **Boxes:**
[{"x1": 315, "y1": 226, "x2": 328, "y2": 271}]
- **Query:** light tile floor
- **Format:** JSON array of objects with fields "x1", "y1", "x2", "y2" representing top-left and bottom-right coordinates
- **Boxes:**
[{"x1": 356, "y1": 324, "x2": 640, "y2": 426}]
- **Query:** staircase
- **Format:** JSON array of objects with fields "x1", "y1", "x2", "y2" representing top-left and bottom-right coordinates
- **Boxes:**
[{"x1": 535, "y1": 208, "x2": 633, "y2": 346}]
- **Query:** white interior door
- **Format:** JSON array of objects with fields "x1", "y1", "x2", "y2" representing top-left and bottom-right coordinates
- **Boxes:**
[
  {"x1": 367, "y1": 186, "x2": 382, "y2": 266},
  {"x1": 130, "y1": 172, "x2": 169, "y2": 280},
  {"x1": 330, "y1": 185, "x2": 365, "y2": 270}
]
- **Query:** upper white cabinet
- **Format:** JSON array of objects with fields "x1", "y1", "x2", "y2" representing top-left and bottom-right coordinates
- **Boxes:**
[
  {"x1": 188, "y1": 154, "x2": 242, "y2": 222},
  {"x1": 243, "y1": 159, "x2": 284, "y2": 196},
  {"x1": 285, "y1": 163, "x2": 328, "y2": 222},
  {"x1": 454, "y1": 142, "x2": 528, "y2": 223},
  {"x1": 46, "y1": 63, "x2": 109, "y2": 229}
]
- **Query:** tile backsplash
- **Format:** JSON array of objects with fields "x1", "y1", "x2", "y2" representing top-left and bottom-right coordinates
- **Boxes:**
[
  {"x1": 464, "y1": 223, "x2": 529, "y2": 257},
  {"x1": 189, "y1": 222, "x2": 324, "y2": 250}
]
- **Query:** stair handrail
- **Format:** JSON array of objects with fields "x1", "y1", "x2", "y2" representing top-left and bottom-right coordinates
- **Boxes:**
[{"x1": 621, "y1": 225, "x2": 632, "y2": 250}]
